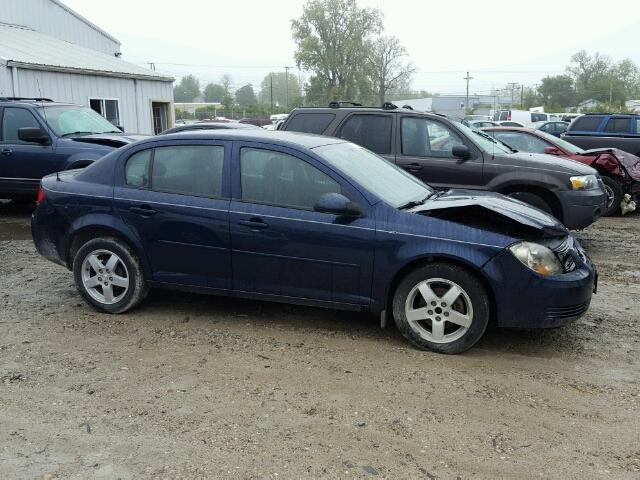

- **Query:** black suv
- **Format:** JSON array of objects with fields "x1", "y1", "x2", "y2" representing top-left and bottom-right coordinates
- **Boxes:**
[
  {"x1": 280, "y1": 103, "x2": 607, "y2": 229},
  {"x1": 0, "y1": 97, "x2": 146, "y2": 202}
]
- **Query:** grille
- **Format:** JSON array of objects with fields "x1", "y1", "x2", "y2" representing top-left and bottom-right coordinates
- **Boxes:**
[{"x1": 546, "y1": 302, "x2": 589, "y2": 320}]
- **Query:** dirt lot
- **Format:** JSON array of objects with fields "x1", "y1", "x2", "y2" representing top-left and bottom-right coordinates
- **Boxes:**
[{"x1": 1, "y1": 202, "x2": 639, "y2": 480}]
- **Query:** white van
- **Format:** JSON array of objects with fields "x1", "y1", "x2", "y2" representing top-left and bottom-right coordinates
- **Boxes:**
[{"x1": 492, "y1": 109, "x2": 557, "y2": 124}]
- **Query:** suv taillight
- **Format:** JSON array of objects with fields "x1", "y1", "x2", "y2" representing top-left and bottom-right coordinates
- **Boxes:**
[{"x1": 36, "y1": 186, "x2": 45, "y2": 205}]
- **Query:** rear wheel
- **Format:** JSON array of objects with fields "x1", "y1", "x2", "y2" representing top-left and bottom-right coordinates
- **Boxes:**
[
  {"x1": 392, "y1": 263, "x2": 490, "y2": 354},
  {"x1": 506, "y1": 191, "x2": 553, "y2": 215},
  {"x1": 601, "y1": 176, "x2": 623, "y2": 216},
  {"x1": 72, "y1": 237, "x2": 148, "y2": 313}
]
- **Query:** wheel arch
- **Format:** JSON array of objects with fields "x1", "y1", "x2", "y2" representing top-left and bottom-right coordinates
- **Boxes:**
[
  {"x1": 496, "y1": 184, "x2": 563, "y2": 221},
  {"x1": 383, "y1": 255, "x2": 497, "y2": 326}
]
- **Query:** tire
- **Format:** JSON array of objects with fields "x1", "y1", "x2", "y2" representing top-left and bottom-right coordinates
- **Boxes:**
[
  {"x1": 392, "y1": 263, "x2": 490, "y2": 354},
  {"x1": 506, "y1": 191, "x2": 553, "y2": 215},
  {"x1": 72, "y1": 237, "x2": 149, "y2": 313},
  {"x1": 601, "y1": 176, "x2": 623, "y2": 216}
]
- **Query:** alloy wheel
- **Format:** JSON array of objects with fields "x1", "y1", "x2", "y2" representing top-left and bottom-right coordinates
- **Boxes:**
[
  {"x1": 404, "y1": 278, "x2": 473, "y2": 344},
  {"x1": 81, "y1": 249, "x2": 130, "y2": 305}
]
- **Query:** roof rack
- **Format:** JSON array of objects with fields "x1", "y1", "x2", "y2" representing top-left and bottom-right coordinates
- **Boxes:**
[
  {"x1": 583, "y1": 112, "x2": 635, "y2": 116},
  {"x1": 381, "y1": 102, "x2": 398, "y2": 110},
  {"x1": 0, "y1": 97, "x2": 54, "y2": 102},
  {"x1": 328, "y1": 101, "x2": 362, "y2": 108},
  {"x1": 402, "y1": 104, "x2": 414, "y2": 110}
]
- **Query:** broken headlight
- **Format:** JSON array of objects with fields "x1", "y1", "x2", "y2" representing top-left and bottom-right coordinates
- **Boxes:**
[
  {"x1": 570, "y1": 174, "x2": 598, "y2": 190},
  {"x1": 509, "y1": 241, "x2": 563, "y2": 276}
]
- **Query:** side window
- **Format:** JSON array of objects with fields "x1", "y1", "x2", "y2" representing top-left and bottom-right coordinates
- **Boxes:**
[
  {"x1": 1, "y1": 107, "x2": 41, "y2": 143},
  {"x1": 604, "y1": 117, "x2": 631, "y2": 134},
  {"x1": 125, "y1": 149, "x2": 152, "y2": 187},
  {"x1": 285, "y1": 113, "x2": 335, "y2": 134},
  {"x1": 240, "y1": 148, "x2": 341, "y2": 210},
  {"x1": 570, "y1": 116, "x2": 603, "y2": 132},
  {"x1": 401, "y1": 117, "x2": 465, "y2": 158},
  {"x1": 337, "y1": 114, "x2": 392, "y2": 154},
  {"x1": 493, "y1": 132, "x2": 549, "y2": 154},
  {"x1": 151, "y1": 145, "x2": 224, "y2": 197},
  {"x1": 90, "y1": 98, "x2": 120, "y2": 126}
]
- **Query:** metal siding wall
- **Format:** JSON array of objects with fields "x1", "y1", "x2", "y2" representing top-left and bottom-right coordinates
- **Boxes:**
[
  {"x1": 0, "y1": 65, "x2": 12, "y2": 97},
  {"x1": 14, "y1": 69, "x2": 172, "y2": 134},
  {"x1": 1, "y1": 0, "x2": 120, "y2": 55}
]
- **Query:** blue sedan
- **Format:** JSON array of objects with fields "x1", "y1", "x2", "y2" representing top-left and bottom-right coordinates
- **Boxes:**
[{"x1": 31, "y1": 130, "x2": 596, "y2": 353}]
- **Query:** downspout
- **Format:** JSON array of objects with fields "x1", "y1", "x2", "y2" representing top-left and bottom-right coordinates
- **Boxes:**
[
  {"x1": 11, "y1": 66, "x2": 19, "y2": 96},
  {"x1": 133, "y1": 78, "x2": 141, "y2": 133}
]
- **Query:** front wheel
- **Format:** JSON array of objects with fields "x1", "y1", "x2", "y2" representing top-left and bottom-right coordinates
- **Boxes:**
[
  {"x1": 72, "y1": 237, "x2": 149, "y2": 313},
  {"x1": 392, "y1": 263, "x2": 490, "y2": 354},
  {"x1": 506, "y1": 191, "x2": 553, "y2": 215},
  {"x1": 601, "y1": 176, "x2": 623, "y2": 216}
]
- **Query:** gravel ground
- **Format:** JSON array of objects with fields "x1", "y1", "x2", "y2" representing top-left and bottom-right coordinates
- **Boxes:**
[{"x1": 1, "y1": 202, "x2": 639, "y2": 479}]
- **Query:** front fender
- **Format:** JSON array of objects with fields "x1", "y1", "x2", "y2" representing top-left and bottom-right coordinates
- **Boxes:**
[{"x1": 486, "y1": 170, "x2": 566, "y2": 193}]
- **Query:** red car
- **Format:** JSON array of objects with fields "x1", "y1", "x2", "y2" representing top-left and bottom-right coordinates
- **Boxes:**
[{"x1": 482, "y1": 127, "x2": 640, "y2": 216}]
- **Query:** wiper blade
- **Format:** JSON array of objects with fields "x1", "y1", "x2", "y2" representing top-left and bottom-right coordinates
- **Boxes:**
[
  {"x1": 398, "y1": 193, "x2": 433, "y2": 210},
  {"x1": 61, "y1": 131, "x2": 96, "y2": 137}
]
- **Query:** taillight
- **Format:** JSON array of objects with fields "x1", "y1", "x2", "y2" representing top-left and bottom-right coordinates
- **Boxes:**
[{"x1": 36, "y1": 186, "x2": 46, "y2": 205}]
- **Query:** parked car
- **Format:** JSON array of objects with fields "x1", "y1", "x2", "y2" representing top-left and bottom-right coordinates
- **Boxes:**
[
  {"x1": 280, "y1": 103, "x2": 607, "y2": 229},
  {"x1": 496, "y1": 121, "x2": 526, "y2": 127},
  {"x1": 160, "y1": 122, "x2": 261, "y2": 135},
  {"x1": 562, "y1": 113, "x2": 640, "y2": 156},
  {"x1": 31, "y1": 130, "x2": 597, "y2": 354},
  {"x1": 493, "y1": 109, "x2": 558, "y2": 124},
  {"x1": 0, "y1": 97, "x2": 147, "y2": 202},
  {"x1": 463, "y1": 119, "x2": 498, "y2": 128},
  {"x1": 530, "y1": 121, "x2": 569, "y2": 137},
  {"x1": 238, "y1": 118, "x2": 272, "y2": 127},
  {"x1": 482, "y1": 126, "x2": 640, "y2": 216}
]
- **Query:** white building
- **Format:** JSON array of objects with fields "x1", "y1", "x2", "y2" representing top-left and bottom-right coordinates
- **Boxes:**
[{"x1": 0, "y1": 0, "x2": 174, "y2": 134}]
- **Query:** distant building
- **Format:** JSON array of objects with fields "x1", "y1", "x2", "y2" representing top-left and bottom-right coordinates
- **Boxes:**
[
  {"x1": 577, "y1": 99, "x2": 597, "y2": 112},
  {"x1": 390, "y1": 97, "x2": 433, "y2": 112},
  {"x1": 0, "y1": 0, "x2": 174, "y2": 133},
  {"x1": 391, "y1": 94, "x2": 513, "y2": 118},
  {"x1": 625, "y1": 100, "x2": 640, "y2": 113}
]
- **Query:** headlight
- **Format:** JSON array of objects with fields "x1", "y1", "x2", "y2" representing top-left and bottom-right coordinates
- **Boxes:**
[
  {"x1": 570, "y1": 174, "x2": 598, "y2": 190},
  {"x1": 509, "y1": 241, "x2": 563, "y2": 276}
]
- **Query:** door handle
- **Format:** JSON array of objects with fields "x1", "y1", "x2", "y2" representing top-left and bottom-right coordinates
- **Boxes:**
[
  {"x1": 238, "y1": 218, "x2": 268, "y2": 230},
  {"x1": 129, "y1": 205, "x2": 157, "y2": 216},
  {"x1": 1, "y1": 148, "x2": 12, "y2": 156},
  {"x1": 405, "y1": 162, "x2": 423, "y2": 172}
]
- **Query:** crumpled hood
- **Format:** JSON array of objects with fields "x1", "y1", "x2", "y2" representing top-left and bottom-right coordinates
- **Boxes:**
[
  {"x1": 69, "y1": 132, "x2": 149, "y2": 148},
  {"x1": 411, "y1": 189, "x2": 568, "y2": 237},
  {"x1": 582, "y1": 148, "x2": 640, "y2": 182}
]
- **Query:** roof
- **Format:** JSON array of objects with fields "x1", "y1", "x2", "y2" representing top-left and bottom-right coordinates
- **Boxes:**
[
  {"x1": 0, "y1": 23, "x2": 172, "y2": 82},
  {"x1": 157, "y1": 129, "x2": 346, "y2": 149},
  {"x1": 48, "y1": 0, "x2": 120, "y2": 45}
]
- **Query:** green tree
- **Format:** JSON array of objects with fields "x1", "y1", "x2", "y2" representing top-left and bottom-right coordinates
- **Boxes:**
[
  {"x1": 538, "y1": 75, "x2": 575, "y2": 108},
  {"x1": 291, "y1": 0, "x2": 382, "y2": 101},
  {"x1": 235, "y1": 84, "x2": 258, "y2": 106},
  {"x1": 173, "y1": 74, "x2": 201, "y2": 102},
  {"x1": 203, "y1": 83, "x2": 225, "y2": 103},
  {"x1": 259, "y1": 72, "x2": 302, "y2": 106},
  {"x1": 366, "y1": 35, "x2": 415, "y2": 105}
]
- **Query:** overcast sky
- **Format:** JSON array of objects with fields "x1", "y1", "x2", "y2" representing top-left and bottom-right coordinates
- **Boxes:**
[{"x1": 64, "y1": 0, "x2": 640, "y2": 96}]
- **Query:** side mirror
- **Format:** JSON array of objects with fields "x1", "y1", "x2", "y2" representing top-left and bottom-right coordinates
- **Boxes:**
[
  {"x1": 314, "y1": 193, "x2": 363, "y2": 217},
  {"x1": 18, "y1": 127, "x2": 50, "y2": 145},
  {"x1": 452, "y1": 144, "x2": 471, "y2": 160},
  {"x1": 544, "y1": 146, "x2": 561, "y2": 155},
  {"x1": 116, "y1": 125, "x2": 124, "y2": 132}
]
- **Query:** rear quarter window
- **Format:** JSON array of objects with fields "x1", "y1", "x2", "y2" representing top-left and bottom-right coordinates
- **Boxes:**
[
  {"x1": 285, "y1": 113, "x2": 335, "y2": 134},
  {"x1": 569, "y1": 116, "x2": 604, "y2": 132},
  {"x1": 604, "y1": 117, "x2": 631, "y2": 134}
]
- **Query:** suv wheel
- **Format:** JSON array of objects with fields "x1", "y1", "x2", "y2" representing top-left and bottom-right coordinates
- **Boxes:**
[
  {"x1": 72, "y1": 237, "x2": 149, "y2": 313},
  {"x1": 392, "y1": 263, "x2": 489, "y2": 354},
  {"x1": 507, "y1": 191, "x2": 552, "y2": 215},
  {"x1": 601, "y1": 176, "x2": 622, "y2": 216}
]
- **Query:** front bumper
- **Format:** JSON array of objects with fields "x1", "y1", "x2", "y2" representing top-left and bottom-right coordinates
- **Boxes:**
[
  {"x1": 482, "y1": 246, "x2": 596, "y2": 329},
  {"x1": 557, "y1": 188, "x2": 607, "y2": 229}
]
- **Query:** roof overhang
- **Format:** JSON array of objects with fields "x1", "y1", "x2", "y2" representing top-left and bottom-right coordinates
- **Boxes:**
[{"x1": 6, "y1": 60, "x2": 174, "y2": 82}]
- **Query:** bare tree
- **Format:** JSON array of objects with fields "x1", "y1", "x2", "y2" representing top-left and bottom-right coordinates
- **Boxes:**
[{"x1": 367, "y1": 36, "x2": 415, "y2": 105}]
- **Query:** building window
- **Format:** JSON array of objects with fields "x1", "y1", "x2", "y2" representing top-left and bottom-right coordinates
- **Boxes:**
[{"x1": 89, "y1": 98, "x2": 120, "y2": 126}]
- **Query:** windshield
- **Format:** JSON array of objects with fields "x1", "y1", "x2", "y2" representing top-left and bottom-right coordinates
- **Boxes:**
[
  {"x1": 314, "y1": 142, "x2": 433, "y2": 208},
  {"x1": 40, "y1": 105, "x2": 120, "y2": 136},
  {"x1": 454, "y1": 122, "x2": 513, "y2": 154},
  {"x1": 536, "y1": 130, "x2": 585, "y2": 154}
]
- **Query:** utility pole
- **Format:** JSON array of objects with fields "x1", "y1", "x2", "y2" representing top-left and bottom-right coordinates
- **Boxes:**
[
  {"x1": 506, "y1": 82, "x2": 519, "y2": 106},
  {"x1": 463, "y1": 71, "x2": 473, "y2": 112},
  {"x1": 285, "y1": 66, "x2": 290, "y2": 108},
  {"x1": 520, "y1": 84, "x2": 524, "y2": 108},
  {"x1": 270, "y1": 74, "x2": 274, "y2": 114},
  {"x1": 147, "y1": 62, "x2": 156, "y2": 71},
  {"x1": 609, "y1": 79, "x2": 613, "y2": 106}
]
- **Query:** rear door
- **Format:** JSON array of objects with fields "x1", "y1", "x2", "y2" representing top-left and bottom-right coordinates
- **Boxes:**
[
  {"x1": 395, "y1": 115, "x2": 483, "y2": 188},
  {"x1": 229, "y1": 142, "x2": 375, "y2": 305},
  {"x1": 114, "y1": 140, "x2": 231, "y2": 289},
  {"x1": 0, "y1": 106, "x2": 56, "y2": 193},
  {"x1": 334, "y1": 113, "x2": 395, "y2": 162}
]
